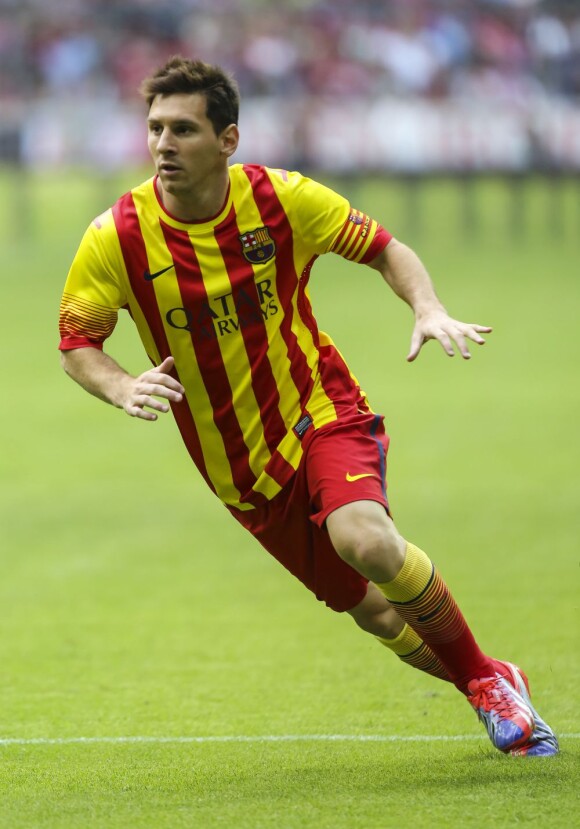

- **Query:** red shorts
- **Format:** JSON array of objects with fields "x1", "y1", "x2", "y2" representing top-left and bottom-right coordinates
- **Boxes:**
[{"x1": 228, "y1": 412, "x2": 390, "y2": 612}]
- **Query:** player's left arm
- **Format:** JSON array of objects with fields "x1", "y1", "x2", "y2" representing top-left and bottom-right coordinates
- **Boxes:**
[{"x1": 368, "y1": 239, "x2": 492, "y2": 362}]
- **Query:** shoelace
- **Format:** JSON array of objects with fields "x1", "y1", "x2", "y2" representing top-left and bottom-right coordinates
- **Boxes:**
[{"x1": 469, "y1": 677, "x2": 524, "y2": 719}]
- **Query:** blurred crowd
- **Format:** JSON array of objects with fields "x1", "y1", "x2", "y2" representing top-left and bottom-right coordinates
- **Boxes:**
[
  {"x1": 2, "y1": 0, "x2": 579, "y2": 104},
  {"x1": 1, "y1": 0, "x2": 579, "y2": 170}
]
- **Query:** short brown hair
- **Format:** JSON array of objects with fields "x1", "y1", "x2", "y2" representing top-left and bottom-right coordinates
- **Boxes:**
[{"x1": 140, "y1": 56, "x2": 239, "y2": 136}]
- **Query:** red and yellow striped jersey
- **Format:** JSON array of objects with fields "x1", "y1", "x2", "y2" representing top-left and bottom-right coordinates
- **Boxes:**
[{"x1": 59, "y1": 164, "x2": 391, "y2": 509}]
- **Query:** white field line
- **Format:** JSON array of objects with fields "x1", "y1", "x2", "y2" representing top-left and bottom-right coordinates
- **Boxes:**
[{"x1": 0, "y1": 733, "x2": 578, "y2": 747}]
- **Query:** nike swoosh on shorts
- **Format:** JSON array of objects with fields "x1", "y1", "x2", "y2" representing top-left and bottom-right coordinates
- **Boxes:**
[{"x1": 345, "y1": 473, "x2": 374, "y2": 482}]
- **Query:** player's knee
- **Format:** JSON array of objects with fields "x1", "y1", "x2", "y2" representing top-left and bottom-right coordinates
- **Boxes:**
[
  {"x1": 337, "y1": 523, "x2": 388, "y2": 569},
  {"x1": 327, "y1": 501, "x2": 406, "y2": 581},
  {"x1": 335, "y1": 520, "x2": 405, "y2": 579}
]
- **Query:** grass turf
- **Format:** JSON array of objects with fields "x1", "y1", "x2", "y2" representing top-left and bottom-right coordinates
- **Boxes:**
[{"x1": 0, "y1": 171, "x2": 577, "y2": 828}]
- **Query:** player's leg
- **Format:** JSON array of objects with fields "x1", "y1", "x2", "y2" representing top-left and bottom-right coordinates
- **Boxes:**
[
  {"x1": 347, "y1": 583, "x2": 451, "y2": 681},
  {"x1": 327, "y1": 501, "x2": 495, "y2": 690},
  {"x1": 305, "y1": 411, "x2": 544, "y2": 754},
  {"x1": 231, "y1": 413, "x2": 556, "y2": 755},
  {"x1": 346, "y1": 586, "x2": 560, "y2": 753},
  {"x1": 327, "y1": 501, "x2": 546, "y2": 753},
  {"x1": 306, "y1": 414, "x2": 505, "y2": 691}
]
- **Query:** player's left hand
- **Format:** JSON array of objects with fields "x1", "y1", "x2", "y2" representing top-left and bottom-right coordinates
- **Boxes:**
[{"x1": 407, "y1": 311, "x2": 492, "y2": 362}]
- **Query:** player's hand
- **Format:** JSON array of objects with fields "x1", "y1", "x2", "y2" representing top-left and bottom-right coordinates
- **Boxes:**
[
  {"x1": 407, "y1": 310, "x2": 492, "y2": 362},
  {"x1": 122, "y1": 356, "x2": 185, "y2": 420}
]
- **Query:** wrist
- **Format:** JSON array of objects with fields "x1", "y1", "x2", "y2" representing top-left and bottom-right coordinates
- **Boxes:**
[
  {"x1": 108, "y1": 372, "x2": 134, "y2": 409},
  {"x1": 413, "y1": 301, "x2": 446, "y2": 320}
]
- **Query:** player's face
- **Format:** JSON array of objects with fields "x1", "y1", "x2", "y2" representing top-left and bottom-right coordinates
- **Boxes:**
[{"x1": 147, "y1": 93, "x2": 237, "y2": 196}]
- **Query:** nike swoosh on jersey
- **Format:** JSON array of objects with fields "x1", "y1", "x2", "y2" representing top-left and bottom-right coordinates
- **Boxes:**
[
  {"x1": 345, "y1": 472, "x2": 374, "y2": 482},
  {"x1": 143, "y1": 264, "x2": 175, "y2": 281}
]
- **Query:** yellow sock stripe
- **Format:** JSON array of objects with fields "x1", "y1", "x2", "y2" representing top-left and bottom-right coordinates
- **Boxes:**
[
  {"x1": 398, "y1": 643, "x2": 450, "y2": 681},
  {"x1": 375, "y1": 623, "x2": 423, "y2": 657},
  {"x1": 376, "y1": 626, "x2": 450, "y2": 681},
  {"x1": 376, "y1": 543, "x2": 466, "y2": 644},
  {"x1": 375, "y1": 542, "x2": 433, "y2": 603}
]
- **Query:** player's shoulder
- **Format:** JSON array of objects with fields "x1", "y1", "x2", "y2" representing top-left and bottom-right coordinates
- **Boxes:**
[
  {"x1": 89, "y1": 207, "x2": 115, "y2": 233},
  {"x1": 230, "y1": 162, "x2": 306, "y2": 190},
  {"x1": 78, "y1": 205, "x2": 117, "y2": 255},
  {"x1": 88, "y1": 176, "x2": 153, "y2": 237}
]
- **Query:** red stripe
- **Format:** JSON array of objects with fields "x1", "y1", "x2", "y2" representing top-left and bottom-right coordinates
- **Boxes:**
[
  {"x1": 359, "y1": 226, "x2": 392, "y2": 264},
  {"x1": 159, "y1": 219, "x2": 264, "y2": 504},
  {"x1": 213, "y1": 206, "x2": 287, "y2": 458},
  {"x1": 317, "y1": 343, "x2": 367, "y2": 417},
  {"x1": 333, "y1": 219, "x2": 357, "y2": 255},
  {"x1": 242, "y1": 165, "x2": 315, "y2": 414},
  {"x1": 59, "y1": 336, "x2": 104, "y2": 351},
  {"x1": 111, "y1": 193, "x2": 214, "y2": 493},
  {"x1": 261, "y1": 446, "x2": 298, "y2": 486}
]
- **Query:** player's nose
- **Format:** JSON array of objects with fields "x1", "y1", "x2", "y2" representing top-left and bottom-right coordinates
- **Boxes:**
[{"x1": 156, "y1": 128, "x2": 176, "y2": 153}]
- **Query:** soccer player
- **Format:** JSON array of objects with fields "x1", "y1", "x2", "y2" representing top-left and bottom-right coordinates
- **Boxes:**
[{"x1": 58, "y1": 56, "x2": 557, "y2": 757}]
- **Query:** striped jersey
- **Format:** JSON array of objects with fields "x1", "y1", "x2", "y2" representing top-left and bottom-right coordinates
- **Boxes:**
[{"x1": 59, "y1": 164, "x2": 392, "y2": 510}]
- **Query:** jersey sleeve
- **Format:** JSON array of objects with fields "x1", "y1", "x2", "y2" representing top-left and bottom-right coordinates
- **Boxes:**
[
  {"x1": 329, "y1": 207, "x2": 392, "y2": 264},
  {"x1": 58, "y1": 210, "x2": 127, "y2": 351},
  {"x1": 282, "y1": 171, "x2": 392, "y2": 263}
]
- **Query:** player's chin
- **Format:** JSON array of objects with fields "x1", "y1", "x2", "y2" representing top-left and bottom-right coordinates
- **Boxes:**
[{"x1": 158, "y1": 169, "x2": 186, "y2": 188}]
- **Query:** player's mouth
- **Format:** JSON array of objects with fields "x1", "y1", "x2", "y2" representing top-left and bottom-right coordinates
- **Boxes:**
[{"x1": 159, "y1": 161, "x2": 183, "y2": 175}]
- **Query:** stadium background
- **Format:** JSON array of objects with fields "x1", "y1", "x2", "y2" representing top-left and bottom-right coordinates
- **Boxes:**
[
  {"x1": 1, "y1": 0, "x2": 580, "y2": 172},
  {"x1": 0, "y1": 2, "x2": 578, "y2": 828}
]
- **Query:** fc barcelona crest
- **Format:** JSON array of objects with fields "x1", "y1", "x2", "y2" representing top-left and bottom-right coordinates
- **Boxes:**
[{"x1": 239, "y1": 226, "x2": 276, "y2": 264}]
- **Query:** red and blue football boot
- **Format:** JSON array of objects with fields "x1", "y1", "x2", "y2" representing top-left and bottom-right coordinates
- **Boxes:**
[
  {"x1": 496, "y1": 661, "x2": 559, "y2": 757},
  {"x1": 467, "y1": 672, "x2": 534, "y2": 752}
]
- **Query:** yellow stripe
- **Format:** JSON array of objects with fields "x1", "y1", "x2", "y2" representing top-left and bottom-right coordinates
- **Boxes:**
[
  {"x1": 289, "y1": 283, "x2": 336, "y2": 429},
  {"x1": 251, "y1": 470, "x2": 283, "y2": 501},
  {"x1": 375, "y1": 624, "x2": 423, "y2": 657},
  {"x1": 230, "y1": 171, "x2": 306, "y2": 449},
  {"x1": 108, "y1": 207, "x2": 162, "y2": 366},
  {"x1": 340, "y1": 225, "x2": 367, "y2": 260},
  {"x1": 338, "y1": 215, "x2": 379, "y2": 262},
  {"x1": 132, "y1": 187, "x2": 243, "y2": 507},
  {"x1": 351, "y1": 218, "x2": 378, "y2": 262},
  {"x1": 332, "y1": 224, "x2": 355, "y2": 257},
  {"x1": 346, "y1": 236, "x2": 366, "y2": 261},
  {"x1": 376, "y1": 543, "x2": 433, "y2": 603},
  {"x1": 266, "y1": 171, "x2": 337, "y2": 430},
  {"x1": 194, "y1": 237, "x2": 266, "y2": 482},
  {"x1": 332, "y1": 210, "x2": 365, "y2": 256}
]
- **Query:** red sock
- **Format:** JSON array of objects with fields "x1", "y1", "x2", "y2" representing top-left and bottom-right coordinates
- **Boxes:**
[{"x1": 377, "y1": 543, "x2": 494, "y2": 693}]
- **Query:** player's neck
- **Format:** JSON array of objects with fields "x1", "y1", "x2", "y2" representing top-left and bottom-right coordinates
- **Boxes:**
[{"x1": 155, "y1": 170, "x2": 230, "y2": 223}]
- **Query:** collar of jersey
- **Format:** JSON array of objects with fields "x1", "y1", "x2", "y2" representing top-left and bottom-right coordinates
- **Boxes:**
[{"x1": 148, "y1": 175, "x2": 233, "y2": 233}]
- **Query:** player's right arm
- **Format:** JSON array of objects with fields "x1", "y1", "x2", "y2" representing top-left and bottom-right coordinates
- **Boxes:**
[
  {"x1": 61, "y1": 349, "x2": 184, "y2": 421},
  {"x1": 59, "y1": 211, "x2": 184, "y2": 421}
]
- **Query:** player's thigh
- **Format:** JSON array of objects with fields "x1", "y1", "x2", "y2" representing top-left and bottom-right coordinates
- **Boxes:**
[
  {"x1": 228, "y1": 481, "x2": 368, "y2": 613},
  {"x1": 304, "y1": 412, "x2": 391, "y2": 529}
]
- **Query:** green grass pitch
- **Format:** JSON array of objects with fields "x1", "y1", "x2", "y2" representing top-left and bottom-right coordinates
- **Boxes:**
[{"x1": 0, "y1": 171, "x2": 577, "y2": 828}]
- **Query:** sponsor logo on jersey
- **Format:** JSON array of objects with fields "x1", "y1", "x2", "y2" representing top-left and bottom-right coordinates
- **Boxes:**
[{"x1": 165, "y1": 277, "x2": 279, "y2": 339}]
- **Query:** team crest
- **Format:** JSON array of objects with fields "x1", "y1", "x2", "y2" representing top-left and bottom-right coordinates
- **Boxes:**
[{"x1": 239, "y1": 226, "x2": 276, "y2": 264}]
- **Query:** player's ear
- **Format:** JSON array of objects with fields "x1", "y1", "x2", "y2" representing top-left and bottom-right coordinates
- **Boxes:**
[{"x1": 220, "y1": 124, "x2": 239, "y2": 157}]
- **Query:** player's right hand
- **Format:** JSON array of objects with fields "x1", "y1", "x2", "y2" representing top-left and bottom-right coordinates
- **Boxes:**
[{"x1": 122, "y1": 356, "x2": 185, "y2": 420}]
